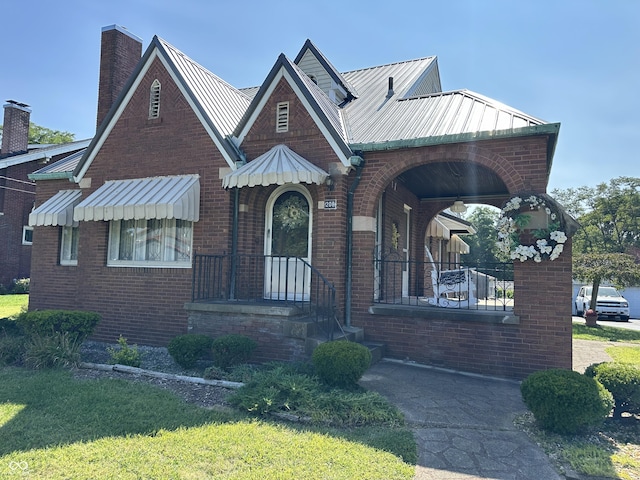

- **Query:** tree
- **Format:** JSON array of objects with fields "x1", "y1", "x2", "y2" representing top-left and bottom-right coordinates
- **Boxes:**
[
  {"x1": 573, "y1": 253, "x2": 640, "y2": 313},
  {"x1": 463, "y1": 206, "x2": 503, "y2": 265},
  {"x1": 552, "y1": 177, "x2": 640, "y2": 255},
  {"x1": 0, "y1": 122, "x2": 75, "y2": 145}
]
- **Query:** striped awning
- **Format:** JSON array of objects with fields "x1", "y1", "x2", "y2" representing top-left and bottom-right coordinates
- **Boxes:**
[
  {"x1": 447, "y1": 235, "x2": 470, "y2": 254},
  {"x1": 426, "y1": 217, "x2": 451, "y2": 239},
  {"x1": 223, "y1": 144, "x2": 328, "y2": 189},
  {"x1": 29, "y1": 189, "x2": 82, "y2": 226},
  {"x1": 74, "y1": 174, "x2": 200, "y2": 222}
]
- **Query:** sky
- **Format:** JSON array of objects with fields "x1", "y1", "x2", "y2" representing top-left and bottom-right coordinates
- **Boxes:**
[{"x1": 1, "y1": 0, "x2": 638, "y2": 191}]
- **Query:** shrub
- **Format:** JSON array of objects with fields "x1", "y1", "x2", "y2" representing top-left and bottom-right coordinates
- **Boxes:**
[
  {"x1": 211, "y1": 334, "x2": 257, "y2": 370},
  {"x1": 312, "y1": 341, "x2": 371, "y2": 388},
  {"x1": 168, "y1": 334, "x2": 213, "y2": 369},
  {"x1": 11, "y1": 278, "x2": 30, "y2": 294},
  {"x1": 229, "y1": 365, "x2": 317, "y2": 415},
  {"x1": 0, "y1": 335, "x2": 26, "y2": 366},
  {"x1": 16, "y1": 310, "x2": 100, "y2": 341},
  {"x1": 0, "y1": 318, "x2": 23, "y2": 337},
  {"x1": 24, "y1": 331, "x2": 81, "y2": 369},
  {"x1": 587, "y1": 362, "x2": 640, "y2": 418},
  {"x1": 107, "y1": 336, "x2": 142, "y2": 367},
  {"x1": 521, "y1": 368, "x2": 613, "y2": 434}
]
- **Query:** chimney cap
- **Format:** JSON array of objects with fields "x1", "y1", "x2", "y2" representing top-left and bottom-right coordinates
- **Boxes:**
[
  {"x1": 4, "y1": 100, "x2": 31, "y2": 112},
  {"x1": 101, "y1": 25, "x2": 143, "y2": 43}
]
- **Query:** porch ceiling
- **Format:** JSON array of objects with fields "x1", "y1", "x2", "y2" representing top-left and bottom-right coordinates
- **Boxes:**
[{"x1": 397, "y1": 162, "x2": 508, "y2": 204}]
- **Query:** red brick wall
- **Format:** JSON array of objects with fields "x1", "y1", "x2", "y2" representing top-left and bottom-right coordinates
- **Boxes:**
[
  {"x1": 30, "y1": 57, "x2": 233, "y2": 346},
  {"x1": 0, "y1": 162, "x2": 36, "y2": 287}
]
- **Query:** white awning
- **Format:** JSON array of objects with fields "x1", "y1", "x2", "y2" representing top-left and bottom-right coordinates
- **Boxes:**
[
  {"x1": 29, "y1": 189, "x2": 82, "y2": 226},
  {"x1": 74, "y1": 174, "x2": 200, "y2": 222},
  {"x1": 426, "y1": 217, "x2": 451, "y2": 240},
  {"x1": 447, "y1": 235, "x2": 470, "y2": 254},
  {"x1": 223, "y1": 144, "x2": 329, "y2": 189}
]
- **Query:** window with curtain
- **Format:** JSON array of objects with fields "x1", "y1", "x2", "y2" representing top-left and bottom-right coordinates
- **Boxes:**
[
  {"x1": 108, "y1": 218, "x2": 192, "y2": 267},
  {"x1": 60, "y1": 226, "x2": 79, "y2": 266}
]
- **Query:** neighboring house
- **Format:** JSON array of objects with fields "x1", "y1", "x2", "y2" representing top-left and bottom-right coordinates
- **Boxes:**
[
  {"x1": 0, "y1": 100, "x2": 89, "y2": 288},
  {"x1": 28, "y1": 25, "x2": 574, "y2": 379}
]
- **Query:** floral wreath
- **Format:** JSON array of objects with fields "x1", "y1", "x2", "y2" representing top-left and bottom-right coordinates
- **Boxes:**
[{"x1": 496, "y1": 194, "x2": 568, "y2": 262}]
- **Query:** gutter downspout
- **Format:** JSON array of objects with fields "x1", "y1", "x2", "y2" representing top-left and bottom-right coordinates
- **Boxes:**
[
  {"x1": 345, "y1": 155, "x2": 364, "y2": 327},
  {"x1": 229, "y1": 186, "x2": 239, "y2": 300}
]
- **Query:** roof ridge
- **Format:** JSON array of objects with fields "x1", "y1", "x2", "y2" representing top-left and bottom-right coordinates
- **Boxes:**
[{"x1": 341, "y1": 56, "x2": 436, "y2": 75}]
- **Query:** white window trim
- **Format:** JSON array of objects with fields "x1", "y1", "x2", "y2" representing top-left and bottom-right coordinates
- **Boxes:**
[
  {"x1": 22, "y1": 226, "x2": 33, "y2": 245},
  {"x1": 60, "y1": 226, "x2": 78, "y2": 266},
  {"x1": 107, "y1": 218, "x2": 193, "y2": 268}
]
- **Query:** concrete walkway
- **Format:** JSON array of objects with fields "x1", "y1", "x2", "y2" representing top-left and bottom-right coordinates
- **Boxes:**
[
  {"x1": 360, "y1": 338, "x2": 631, "y2": 479},
  {"x1": 361, "y1": 360, "x2": 562, "y2": 480}
]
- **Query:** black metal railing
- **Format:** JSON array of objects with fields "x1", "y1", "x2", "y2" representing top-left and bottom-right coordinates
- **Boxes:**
[
  {"x1": 373, "y1": 252, "x2": 514, "y2": 311},
  {"x1": 192, "y1": 253, "x2": 338, "y2": 338}
]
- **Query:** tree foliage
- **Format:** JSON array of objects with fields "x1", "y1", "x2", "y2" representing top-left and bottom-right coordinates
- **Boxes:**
[
  {"x1": 0, "y1": 122, "x2": 75, "y2": 145},
  {"x1": 552, "y1": 177, "x2": 640, "y2": 255},
  {"x1": 463, "y1": 206, "x2": 504, "y2": 264},
  {"x1": 573, "y1": 253, "x2": 640, "y2": 310}
]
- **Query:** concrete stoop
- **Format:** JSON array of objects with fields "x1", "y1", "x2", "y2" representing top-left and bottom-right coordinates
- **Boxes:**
[{"x1": 283, "y1": 317, "x2": 385, "y2": 365}]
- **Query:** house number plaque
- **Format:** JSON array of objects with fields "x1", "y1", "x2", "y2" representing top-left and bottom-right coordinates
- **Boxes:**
[{"x1": 324, "y1": 199, "x2": 337, "y2": 210}]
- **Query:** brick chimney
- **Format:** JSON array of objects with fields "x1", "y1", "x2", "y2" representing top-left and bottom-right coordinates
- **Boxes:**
[
  {"x1": 97, "y1": 25, "x2": 143, "y2": 129},
  {"x1": 1, "y1": 100, "x2": 31, "y2": 157}
]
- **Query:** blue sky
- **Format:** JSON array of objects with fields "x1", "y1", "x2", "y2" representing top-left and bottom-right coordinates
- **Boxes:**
[{"x1": 2, "y1": 0, "x2": 638, "y2": 191}]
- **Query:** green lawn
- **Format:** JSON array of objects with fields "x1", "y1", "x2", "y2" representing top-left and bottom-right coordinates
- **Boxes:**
[
  {"x1": 0, "y1": 294, "x2": 28, "y2": 319},
  {"x1": 0, "y1": 368, "x2": 414, "y2": 479},
  {"x1": 572, "y1": 323, "x2": 640, "y2": 343}
]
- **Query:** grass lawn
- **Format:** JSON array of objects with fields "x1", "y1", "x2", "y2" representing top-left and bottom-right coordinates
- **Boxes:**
[
  {"x1": 0, "y1": 294, "x2": 28, "y2": 319},
  {"x1": 0, "y1": 368, "x2": 414, "y2": 479}
]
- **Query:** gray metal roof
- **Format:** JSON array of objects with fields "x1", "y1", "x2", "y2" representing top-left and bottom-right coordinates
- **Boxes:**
[
  {"x1": 30, "y1": 149, "x2": 86, "y2": 178},
  {"x1": 0, "y1": 139, "x2": 91, "y2": 169},
  {"x1": 158, "y1": 38, "x2": 251, "y2": 137},
  {"x1": 341, "y1": 58, "x2": 546, "y2": 145}
]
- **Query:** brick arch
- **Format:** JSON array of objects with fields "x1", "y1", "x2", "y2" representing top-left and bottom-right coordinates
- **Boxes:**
[{"x1": 355, "y1": 144, "x2": 526, "y2": 218}]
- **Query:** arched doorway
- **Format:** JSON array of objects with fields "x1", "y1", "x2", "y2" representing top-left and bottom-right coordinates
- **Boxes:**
[{"x1": 264, "y1": 186, "x2": 312, "y2": 300}]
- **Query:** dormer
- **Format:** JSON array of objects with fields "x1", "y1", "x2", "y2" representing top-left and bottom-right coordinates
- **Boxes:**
[{"x1": 294, "y1": 40, "x2": 357, "y2": 106}]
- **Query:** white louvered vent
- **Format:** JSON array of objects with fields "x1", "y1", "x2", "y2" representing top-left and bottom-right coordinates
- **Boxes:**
[
  {"x1": 276, "y1": 101, "x2": 289, "y2": 133},
  {"x1": 149, "y1": 79, "x2": 161, "y2": 119}
]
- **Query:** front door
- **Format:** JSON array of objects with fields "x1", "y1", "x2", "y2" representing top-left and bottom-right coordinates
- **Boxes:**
[{"x1": 264, "y1": 187, "x2": 311, "y2": 301}]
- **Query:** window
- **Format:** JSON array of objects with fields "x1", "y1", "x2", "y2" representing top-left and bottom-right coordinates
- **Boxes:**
[
  {"x1": 108, "y1": 218, "x2": 193, "y2": 267},
  {"x1": 149, "y1": 79, "x2": 161, "y2": 119},
  {"x1": 276, "y1": 101, "x2": 289, "y2": 133},
  {"x1": 60, "y1": 226, "x2": 79, "y2": 266},
  {"x1": 22, "y1": 226, "x2": 33, "y2": 245}
]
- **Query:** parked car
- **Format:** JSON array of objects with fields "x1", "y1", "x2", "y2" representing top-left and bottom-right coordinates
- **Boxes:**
[{"x1": 575, "y1": 285, "x2": 630, "y2": 321}]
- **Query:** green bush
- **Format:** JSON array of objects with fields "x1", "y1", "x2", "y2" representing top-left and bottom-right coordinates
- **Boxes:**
[
  {"x1": 211, "y1": 334, "x2": 257, "y2": 370},
  {"x1": 24, "y1": 331, "x2": 81, "y2": 369},
  {"x1": 312, "y1": 341, "x2": 372, "y2": 388},
  {"x1": 167, "y1": 334, "x2": 213, "y2": 369},
  {"x1": 108, "y1": 336, "x2": 142, "y2": 367},
  {"x1": 11, "y1": 278, "x2": 30, "y2": 294},
  {"x1": 16, "y1": 310, "x2": 100, "y2": 341},
  {"x1": 587, "y1": 362, "x2": 640, "y2": 418},
  {"x1": 521, "y1": 369, "x2": 613, "y2": 434},
  {"x1": 0, "y1": 335, "x2": 26, "y2": 366},
  {"x1": 0, "y1": 318, "x2": 23, "y2": 337}
]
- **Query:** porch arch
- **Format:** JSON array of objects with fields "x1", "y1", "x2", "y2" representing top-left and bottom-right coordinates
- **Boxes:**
[{"x1": 354, "y1": 144, "x2": 526, "y2": 219}]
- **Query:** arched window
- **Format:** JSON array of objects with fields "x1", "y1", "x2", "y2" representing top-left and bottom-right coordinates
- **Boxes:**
[{"x1": 149, "y1": 79, "x2": 161, "y2": 119}]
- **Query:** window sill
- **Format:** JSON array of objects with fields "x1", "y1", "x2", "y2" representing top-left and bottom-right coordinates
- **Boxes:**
[{"x1": 368, "y1": 304, "x2": 519, "y2": 325}]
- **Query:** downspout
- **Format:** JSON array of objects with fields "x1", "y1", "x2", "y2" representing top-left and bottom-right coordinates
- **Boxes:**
[
  {"x1": 229, "y1": 186, "x2": 239, "y2": 300},
  {"x1": 345, "y1": 154, "x2": 364, "y2": 327},
  {"x1": 227, "y1": 136, "x2": 246, "y2": 301}
]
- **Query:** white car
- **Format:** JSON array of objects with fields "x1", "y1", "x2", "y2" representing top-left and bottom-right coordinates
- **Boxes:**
[{"x1": 575, "y1": 285, "x2": 630, "y2": 321}]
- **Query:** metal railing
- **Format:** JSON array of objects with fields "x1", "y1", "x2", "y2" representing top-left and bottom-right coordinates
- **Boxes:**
[
  {"x1": 192, "y1": 253, "x2": 338, "y2": 338},
  {"x1": 373, "y1": 252, "x2": 514, "y2": 311}
]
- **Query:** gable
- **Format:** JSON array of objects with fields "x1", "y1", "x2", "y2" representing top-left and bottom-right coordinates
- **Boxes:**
[
  {"x1": 234, "y1": 58, "x2": 352, "y2": 167},
  {"x1": 74, "y1": 38, "x2": 249, "y2": 182}
]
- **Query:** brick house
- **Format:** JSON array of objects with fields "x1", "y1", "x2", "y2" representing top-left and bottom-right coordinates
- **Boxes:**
[
  {"x1": 0, "y1": 100, "x2": 89, "y2": 288},
  {"x1": 28, "y1": 25, "x2": 576, "y2": 379}
]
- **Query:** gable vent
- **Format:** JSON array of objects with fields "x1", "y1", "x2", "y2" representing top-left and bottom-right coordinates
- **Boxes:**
[
  {"x1": 276, "y1": 101, "x2": 289, "y2": 133},
  {"x1": 149, "y1": 79, "x2": 161, "y2": 119}
]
